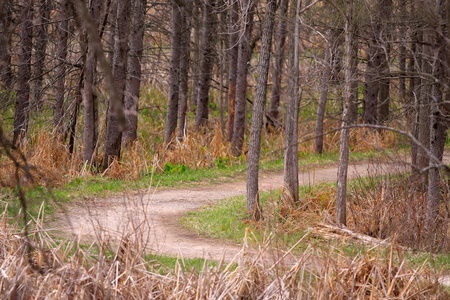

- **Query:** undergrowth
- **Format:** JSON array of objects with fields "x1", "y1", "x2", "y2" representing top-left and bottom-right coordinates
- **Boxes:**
[
  {"x1": 1, "y1": 204, "x2": 447, "y2": 299},
  {"x1": 182, "y1": 161, "x2": 450, "y2": 267}
]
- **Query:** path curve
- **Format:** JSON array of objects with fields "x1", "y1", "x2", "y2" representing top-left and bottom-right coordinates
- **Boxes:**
[{"x1": 54, "y1": 156, "x2": 410, "y2": 262}]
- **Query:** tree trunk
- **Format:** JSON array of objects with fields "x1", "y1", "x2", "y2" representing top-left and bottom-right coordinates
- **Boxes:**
[
  {"x1": 227, "y1": 0, "x2": 239, "y2": 141},
  {"x1": 416, "y1": 29, "x2": 433, "y2": 183},
  {"x1": 246, "y1": 0, "x2": 277, "y2": 221},
  {"x1": 398, "y1": 0, "x2": 406, "y2": 103},
  {"x1": 83, "y1": 0, "x2": 101, "y2": 165},
  {"x1": 31, "y1": 0, "x2": 49, "y2": 110},
  {"x1": 410, "y1": 30, "x2": 421, "y2": 171},
  {"x1": 177, "y1": 2, "x2": 192, "y2": 142},
  {"x1": 427, "y1": 3, "x2": 447, "y2": 232},
  {"x1": 377, "y1": 0, "x2": 392, "y2": 124},
  {"x1": 54, "y1": 0, "x2": 69, "y2": 133},
  {"x1": 194, "y1": 0, "x2": 216, "y2": 129},
  {"x1": 315, "y1": 29, "x2": 336, "y2": 154},
  {"x1": 190, "y1": 1, "x2": 201, "y2": 108},
  {"x1": 165, "y1": 1, "x2": 183, "y2": 144},
  {"x1": 13, "y1": 0, "x2": 34, "y2": 146},
  {"x1": 283, "y1": 0, "x2": 301, "y2": 206},
  {"x1": 103, "y1": 0, "x2": 130, "y2": 170},
  {"x1": 336, "y1": 0, "x2": 354, "y2": 226},
  {"x1": 231, "y1": 0, "x2": 254, "y2": 156},
  {"x1": 122, "y1": 0, "x2": 146, "y2": 145},
  {"x1": 363, "y1": 37, "x2": 380, "y2": 124},
  {"x1": 0, "y1": 1, "x2": 13, "y2": 89},
  {"x1": 268, "y1": 0, "x2": 289, "y2": 126},
  {"x1": 68, "y1": 75, "x2": 83, "y2": 155}
]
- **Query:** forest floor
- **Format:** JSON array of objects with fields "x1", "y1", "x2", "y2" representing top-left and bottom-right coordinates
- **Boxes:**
[{"x1": 51, "y1": 153, "x2": 419, "y2": 263}]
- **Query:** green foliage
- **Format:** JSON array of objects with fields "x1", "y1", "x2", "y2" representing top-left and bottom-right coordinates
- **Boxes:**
[
  {"x1": 163, "y1": 162, "x2": 189, "y2": 174},
  {"x1": 214, "y1": 156, "x2": 230, "y2": 169}
]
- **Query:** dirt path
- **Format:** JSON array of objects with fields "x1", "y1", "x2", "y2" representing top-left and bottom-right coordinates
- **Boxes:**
[{"x1": 54, "y1": 157, "x2": 410, "y2": 262}]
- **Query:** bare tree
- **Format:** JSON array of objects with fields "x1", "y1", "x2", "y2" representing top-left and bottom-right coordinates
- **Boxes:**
[
  {"x1": 377, "y1": 0, "x2": 392, "y2": 124},
  {"x1": 227, "y1": 0, "x2": 239, "y2": 141},
  {"x1": 363, "y1": 30, "x2": 381, "y2": 124},
  {"x1": 283, "y1": 0, "x2": 301, "y2": 206},
  {"x1": 31, "y1": 0, "x2": 49, "y2": 110},
  {"x1": 231, "y1": 0, "x2": 254, "y2": 156},
  {"x1": 164, "y1": 0, "x2": 183, "y2": 144},
  {"x1": 0, "y1": 1, "x2": 13, "y2": 90},
  {"x1": 103, "y1": 0, "x2": 131, "y2": 170},
  {"x1": 268, "y1": 0, "x2": 289, "y2": 127},
  {"x1": 336, "y1": 0, "x2": 354, "y2": 226},
  {"x1": 426, "y1": 0, "x2": 448, "y2": 232},
  {"x1": 177, "y1": 2, "x2": 192, "y2": 141},
  {"x1": 13, "y1": 0, "x2": 34, "y2": 146},
  {"x1": 82, "y1": 0, "x2": 102, "y2": 165},
  {"x1": 123, "y1": 0, "x2": 146, "y2": 145},
  {"x1": 246, "y1": 0, "x2": 277, "y2": 221},
  {"x1": 194, "y1": 0, "x2": 216, "y2": 129},
  {"x1": 54, "y1": 0, "x2": 69, "y2": 132},
  {"x1": 315, "y1": 29, "x2": 338, "y2": 154}
]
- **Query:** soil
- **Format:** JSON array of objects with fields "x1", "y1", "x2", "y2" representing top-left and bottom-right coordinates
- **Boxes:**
[{"x1": 52, "y1": 156, "x2": 411, "y2": 262}]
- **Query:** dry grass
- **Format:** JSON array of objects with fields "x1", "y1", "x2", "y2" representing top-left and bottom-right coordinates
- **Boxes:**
[
  {"x1": 347, "y1": 165, "x2": 450, "y2": 252},
  {"x1": 0, "y1": 115, "x2": 403, "y2": 187},
  {"x1": 0, "y1": 205, "x2": 447, "y2": 299}
]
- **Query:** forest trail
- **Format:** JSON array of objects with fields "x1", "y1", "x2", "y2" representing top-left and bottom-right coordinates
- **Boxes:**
[{"x1": 54, "y1": 154, "x2": 416, "y2": 262}]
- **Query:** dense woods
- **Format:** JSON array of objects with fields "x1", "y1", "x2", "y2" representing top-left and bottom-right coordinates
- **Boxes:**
[
  {"x1": 1, "y1": 0, "x2": 449, "y2": 253},
  {"x1": 1, "y1": 0, "x2": 450, "y2": 298}
]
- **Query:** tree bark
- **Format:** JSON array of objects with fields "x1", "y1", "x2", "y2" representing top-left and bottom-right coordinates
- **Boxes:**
[
  {"x1": 283, "y1": 0, "x2": 301, "y2": 206},
  {"x1": 31, "y1": 0, "x2": 49, "y2": 110},
  {"x1": 13, "y1": 0, "x2": 34, "y2": 146},
  {"x1": 363, "y1": 36, "x2": 380, "y2": 124},
  {"x1": 246, "y1": 0, "x2": 277, "y2": 221},
  {"x1": 194, "y1": 0, "x2": 216, "y2": 129},
  {"x1": 177, "y1": 2, "x2": 192, "y2": 142},
  {"x1": 54, "y1": 0, "x2": 69, "y2": 133},
  {"x1": 377, "y1": 0, "x2": 392, "y2": 124},
  {"x1": 165, "y1": 1, "x2": 183, "y2": 144},
  {"x1": 83, "y1": 0, "x2": 101, "y2": 165},
  {"x1": 227, "y1": 0, "x2": 239, "y2": 141},
  {"x1": 103, "y1": 0, "x2": 130, "y2": 170},
  {"x1": 231, "y1": 0, "x2": 254, "y2": 156},
  {"x1": 427, "y1": 2, "x2": 447, "y2": 232},
  {"x1": 410, "y1": 30, "x2": 421, "y2": 171},
  {"x1": 416, "y1": 29, "x2": 433, "y2": 183},
  {"x1": 0, "y1": 1, "x2": 13, "y2": 90},
  {"x1": 315, "y1": 29, "x2": 336, "y2": 154},
  {"x1": 122, "y1": 0, "x2": 146, "y2": 145},
  {"x1": 336, "y1": 0, "x2": 354, "y2": 226},
  {"x1": 268, "y1": 0, "x2": 289, "y2": 126},
  {"x1": 398, "y1": 0, "x2": 406, "y2": 103}
]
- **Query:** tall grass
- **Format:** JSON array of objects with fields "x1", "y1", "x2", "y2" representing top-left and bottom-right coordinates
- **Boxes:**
[
  {"x1": 0, "y1": 204, "x2": 447, "y2": 299},
  {"x1": 0, "y1": 112, "x2": 402, "y2": 188}
]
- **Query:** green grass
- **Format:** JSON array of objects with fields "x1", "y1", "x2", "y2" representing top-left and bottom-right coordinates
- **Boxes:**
[
  {"x1": 145, "y1": 253, "x2": 229, "y2": 275},
  {"x1": 181, "y1": 172, "x2": 450, "y2": 272},
  {"x1": 1, "y1": 147, "x2": 401, "y2": 226}
]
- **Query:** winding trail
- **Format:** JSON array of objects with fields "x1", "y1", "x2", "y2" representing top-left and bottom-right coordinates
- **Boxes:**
[{"x1": 55, "y1": 155, "x2": 412, "y2": 262}]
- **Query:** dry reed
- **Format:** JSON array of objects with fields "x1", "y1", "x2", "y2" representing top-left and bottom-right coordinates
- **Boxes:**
[{"x1": 0, "y1": 204, "x2": 447, "y2": 299}]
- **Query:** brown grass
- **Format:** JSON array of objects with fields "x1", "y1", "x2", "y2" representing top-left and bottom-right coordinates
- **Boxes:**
[
  {"x1": 347, "y1": 166, "x2": 450, "y2": 252},
  {"x1": 0, "y1": 115, "x2": 402, "y2": 187},
  {"x1": 0, "y1": 205, "x2": 447, "y2": 299}
]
